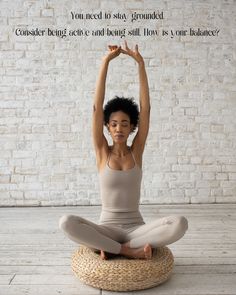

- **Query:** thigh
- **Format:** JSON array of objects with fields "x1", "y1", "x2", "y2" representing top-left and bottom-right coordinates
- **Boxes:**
[
  {"x1": 126, "y1": 215, "x2": 180, "y2": 239},
  {"x1": 69, "y1": 215, "x2": 126, "y2": 242}
]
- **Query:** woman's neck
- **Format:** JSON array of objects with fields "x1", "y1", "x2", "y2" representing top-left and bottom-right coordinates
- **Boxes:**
[{"x1": 110, "y1": 143, "x2": 130, "y2": 157}]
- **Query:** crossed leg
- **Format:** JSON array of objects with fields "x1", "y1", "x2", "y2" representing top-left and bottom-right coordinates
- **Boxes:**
[
  {"x1": 59, "y1": 214, "x2": 126, "y2": 254},
  {"x1": 59, "y1": 214, "x2": 188, "y2": 259},
  {"x1": 125, "y1": 215, "x2": 189, "y2": 248}
]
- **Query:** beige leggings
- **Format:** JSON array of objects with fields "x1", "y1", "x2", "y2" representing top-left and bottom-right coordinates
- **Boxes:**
[{"x1": 59, "y1": 214, "x2": 188, "y2": 254}]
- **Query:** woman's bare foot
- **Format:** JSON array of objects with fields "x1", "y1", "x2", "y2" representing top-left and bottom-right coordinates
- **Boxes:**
[
  {"x1": 120, "y1": 243, "x2": 153, "y2": 259},
  {"x1": 144, "y1": 244, "x2": 152, "y2": 259},
  {"x1": 100, "y1": 250, "x2": 107, "y2": 260},
  {"x1": 100, "y1": 250, "x2": 118, "y2": 260}
]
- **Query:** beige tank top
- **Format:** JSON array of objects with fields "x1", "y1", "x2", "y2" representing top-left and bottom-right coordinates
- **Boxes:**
[{"x1": 98, "y1": 146, "x2": 143, "y2": 215}]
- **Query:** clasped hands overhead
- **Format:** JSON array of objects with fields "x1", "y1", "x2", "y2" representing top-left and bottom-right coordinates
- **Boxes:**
[{"x1": 104, "y1": 40, "x2": 144, "y2": 64}]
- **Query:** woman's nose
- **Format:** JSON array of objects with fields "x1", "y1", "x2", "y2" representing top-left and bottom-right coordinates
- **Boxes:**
[{"x1": 116, "y1": 124, "x2": 122, "y2": 131}]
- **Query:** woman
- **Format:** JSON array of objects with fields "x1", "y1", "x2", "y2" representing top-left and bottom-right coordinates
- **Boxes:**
[{"x1": 59, "y1": 41, "x2": 188, "y2": 260}]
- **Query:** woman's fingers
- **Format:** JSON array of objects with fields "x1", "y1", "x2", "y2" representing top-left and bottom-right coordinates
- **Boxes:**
[
  {"x1": 121, "y1": 48, "x2": 128, "y2": 54},
  {"x1": 104, "y1": 45, "x2": 122, "y2": 61},
  {"x1": 107, "y1": 42, "x2": 142, "y2": 60},
  {"x1": 124, "y1": 40, "x2": 131, "y2": 52},
  {"x1": 121, "y1": 42, "x2": 143, "y2": 63},
  {"x1": 108, "y1": 45, "x2": 118, "y2": 51},
  {"x1": 123, "y1": 41, "x2": 140, "y2": 55},
  {"x1": 109, "y1": 42, "x2": 139, "y2": 53},
  {"x1": 108, "y1": 42, "x2": 139, "y2": 55},
  {"x1": 112, "y1": 46, "x2": 122, "y2": 56}
]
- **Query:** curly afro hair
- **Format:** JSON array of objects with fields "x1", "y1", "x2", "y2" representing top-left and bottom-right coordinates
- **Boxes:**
[{"x1": 103, "y1": 96, "x2": 139, "y2": 133}]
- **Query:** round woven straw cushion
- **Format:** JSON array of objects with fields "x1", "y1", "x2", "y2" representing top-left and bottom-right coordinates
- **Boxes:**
[{"x1": 71, "y1": 245, "x2": 174, "y2": 291}]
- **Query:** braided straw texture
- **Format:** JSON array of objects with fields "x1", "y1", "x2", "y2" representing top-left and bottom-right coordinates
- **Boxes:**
[{"x1": 71, "y1": 245, "x2": 174, "y2": 291}]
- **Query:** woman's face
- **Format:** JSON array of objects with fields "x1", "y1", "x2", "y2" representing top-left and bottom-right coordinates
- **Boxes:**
[{"x1": 107, "y1": 111, "x2": 134, "y2": 143}]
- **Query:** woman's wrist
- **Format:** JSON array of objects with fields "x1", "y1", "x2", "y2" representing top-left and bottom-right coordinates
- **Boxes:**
[
  {"x1": 138, "y1": 59, "x2": 145, "y2": 66},
  {"x1": 102, "y1": 56, "x2": 110, "y2": 65}
]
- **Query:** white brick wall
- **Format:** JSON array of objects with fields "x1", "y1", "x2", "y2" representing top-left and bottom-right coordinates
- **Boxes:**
[{"x1": 0, "y1": 0, "x2": 235, "y2": 206}]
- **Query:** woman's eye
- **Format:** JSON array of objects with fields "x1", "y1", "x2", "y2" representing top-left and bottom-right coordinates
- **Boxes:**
[{"x1": 110, "y1": 124, "x2": 128, "y2": 127}]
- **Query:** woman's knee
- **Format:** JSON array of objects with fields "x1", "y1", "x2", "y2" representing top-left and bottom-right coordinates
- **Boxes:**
[
  {"x1": 175, "y1": 215, "x2": 188, "y2": 233},
  {"x1": 58, "y1": 214, "x2": 78, "y2": 231},
  {"x1": 165, "y1": 215, "x2": 188, "y2": 232}
]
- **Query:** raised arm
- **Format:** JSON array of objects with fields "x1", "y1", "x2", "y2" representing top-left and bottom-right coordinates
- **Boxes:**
[
  {"x1": 122, "y1": 41, "x2": 151, "y2": 154},
  {"x1": 92, "y1": 46, "x2": 122, "y2": 153}
]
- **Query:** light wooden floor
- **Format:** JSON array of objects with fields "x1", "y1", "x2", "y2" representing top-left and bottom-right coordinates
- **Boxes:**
[{"x1": 0, "y1": 204, "x2": 236, "y2": 295}]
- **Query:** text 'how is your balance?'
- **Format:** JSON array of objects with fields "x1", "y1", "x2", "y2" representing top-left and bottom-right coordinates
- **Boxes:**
[
  {"x1": 14, "y1": 10, "x2": 220, "y2": 39},
  {"x1": 15, "y1": 27, "x2": 220, "y2": 38}
]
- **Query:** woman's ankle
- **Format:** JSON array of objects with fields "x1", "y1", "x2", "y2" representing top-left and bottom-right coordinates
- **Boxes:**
[
  {"x1": 120, "y1": 243, "x2": 130, "y2": 255},
  {"x1": 123, "y1": 241, "x2": 130, "y2": 247}
]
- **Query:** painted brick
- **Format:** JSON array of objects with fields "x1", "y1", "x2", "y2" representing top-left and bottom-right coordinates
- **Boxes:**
[{"x1": 0, "y1": 0, "x2": 235, "y2": 206}]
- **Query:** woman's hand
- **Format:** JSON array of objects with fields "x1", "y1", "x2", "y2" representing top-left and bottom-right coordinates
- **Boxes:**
[
  {"x1": 103, "y1": 45, "x2": 122, "y2": 62},
  {"x1": 121, "y1": 40, "x2": 144, "y2": 64}
]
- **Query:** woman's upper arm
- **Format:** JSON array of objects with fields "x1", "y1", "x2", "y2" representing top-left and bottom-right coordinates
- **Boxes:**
[
  {"x1": 131, "y1": 106, "x2": 150, "y2": 155},
  {"x1": 92, "y1": 105, "x2": 108, "y2": 152}
]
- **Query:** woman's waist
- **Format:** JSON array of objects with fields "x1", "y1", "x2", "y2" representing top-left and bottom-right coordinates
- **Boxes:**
[
  {"x1": 101, "y1": 207, "x2": 140, "y2": 213},
  {"x1": 99, "y1": 208, "x2": 144, "y2": 224}
]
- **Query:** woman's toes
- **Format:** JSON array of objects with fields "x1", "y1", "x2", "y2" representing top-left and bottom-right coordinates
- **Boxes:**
[
  {"x1": 100, "y1": 250, "x2": 107, "y2": 260},
  {"x1": 144, "y1": 244, "x2": 152, "y2": 259}
]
